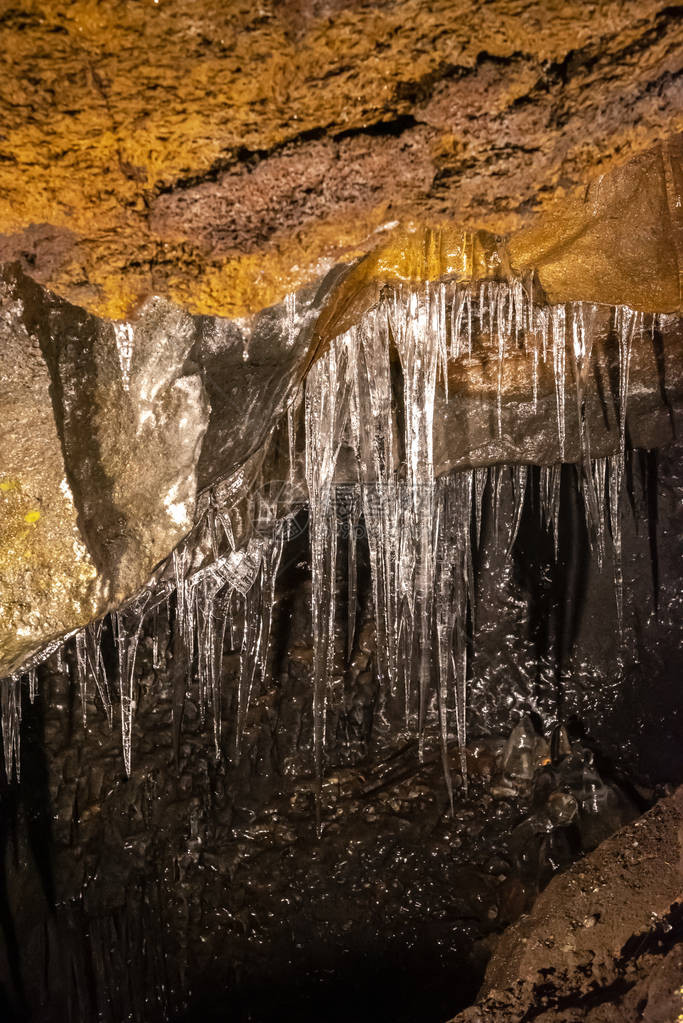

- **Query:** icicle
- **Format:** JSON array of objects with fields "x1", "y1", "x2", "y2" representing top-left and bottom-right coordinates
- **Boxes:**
[
  {"x1": 607, "y1": 454, "x2": 624, "y2": 634},
  {"x1": 257, "y1": 522, "x2": 286, "y2": 682},
  {"x1": 541, "y1": 464, "x2": 562, "y2": 558},
  {"x1": 570, "y1": 303, "x2": 600, "y2": 556},
  {"x1": 479, "y1": 282, "x2": 487, "y2": 340},
  {"x1": 466, "y1": 287, "x2": 472, "y2": 356},
  {"x1": 75, "y1": 621, "x2": 112, "y2": 727},
  {"x1": 348, "y1": 307, "x2": 399, "y2": 691},
  {"x1": 114, "y1": 592, "x2": 150, "y2": 775},
  {"x1": 87, "y1": 619, "x2": 112, "y2": 728},
  {"x1": 617, "y1": 306, "x2": 637, "y2": 456},
  {"x1": 1, "y1": 674, "x2": 21, "y2": 781},
  {"x1": 75, "y1": 630, "x2": 89, "y2": 726},
  {"x1": 550, "y1": 464, "x2": 562, "y2": 560},
  {"x1": 27, "y1": 667, "x2": 37, "y2": 705},
  {"x1": 495, "y1": 284, "x2": 508, "y2": 438},
  {"x1": 490, "y1": 465, "x2": 503, "y2": 542},
  {"x1": 507, "y1": 464, "x2": 528, "y2": 555},
  {"x1": 551, "y1": 304, "x2": 566, "y2": 460},
  {"x1": 512, "y1": 277, "x2": 524, "y2": 345},
  {"x1": 434, "y1": 472, "x2": 473, "y2": 802},
  {"x1": 346, "y1": 486, "x2": 361, "y2": 662},
  {"x1": 592, "y1": 457, "x2": 607, "y2": 570},
  {"x1": 193, "y1": 558, "x2": 235, "y2": 754},
  {"x1": 173, "y1": 545, "x2": 195, "y2": 670},
  {"x1": 152, "y1": 604, "x2": 162, "y2": 670},
  {"x1": 392, "y1": 287, "x2": 439, "y2": 750},
  {"x1": 474, "y1": 467, "x2": 487, "y2": 547},
  {"x1": 305, "y1": 331, "x2": 352, "y2": 788},
  {"x1": 435, "y1": 282, "x2": 449, "y2": 401},
  {"x1": 234, "y1": 524, "x2": 285, "y2": 758},
  {"x1": 451, "y1": 288, "x2": 467, "y2": 360},
  {"x1": 532, "y1": 343, "x2": 539, "y2": 410}
]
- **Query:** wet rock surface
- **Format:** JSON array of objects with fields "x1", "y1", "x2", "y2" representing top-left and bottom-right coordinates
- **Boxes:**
[
  {"x1": 2, "y1": 137, "x2": 682, "y2": 673},
  {"x1": 0, "y1": 443, "x2": 680, "y2": 1022},
  {"x1": 2, "y1": 255, "x2": 682, "y2": 673}
]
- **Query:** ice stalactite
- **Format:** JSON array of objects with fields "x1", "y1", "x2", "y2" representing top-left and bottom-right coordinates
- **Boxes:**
[
  {"x1": 592, "y1": 456, "x2": 607, "y2": 571},
  {"x1": 391, "y1": 288, "x2": 441, "y2": 743},
  {"x1": 75, "y1": 621, "x2": 112, "y2": 728},
  {"x1": 435, "y1": 472, "x2": 474, "y2": 801},
  {"x1": 114, "y1": 592, "x2": 151, "y2": 776},
  {"x1": 609, "y1": 307, "x2": 639, "y2": 635},
  {"x1": 552, "y1": 304, "x2": 567, "y2": 461},
  {"x1": 347, "y1": 310, "x2": 399, "y2": 693},
  {"x1": 344, "y1": 485, "x2": 362, "y2": 663},
  {"x1": 474, "y1": 467, "x2": 488, "y2": 548},
  {"x1": 305, "y1": 338, "x2": 351, "y2": 789},
  {"x1": 1, "y1": 674, "x2": 21, "y2": 780},
  {"x1": 1, "y1": 280, "x2": 667, "y2": 801},
  {"x1": 508, "y1": 464, "x2": 528, "y2": 555},
  {"x1": 27, "y1": 667, "x2": 37, "y2": 705},
  {"x1": 235, "y1": 524, "x2": 286, "y2": 758}
]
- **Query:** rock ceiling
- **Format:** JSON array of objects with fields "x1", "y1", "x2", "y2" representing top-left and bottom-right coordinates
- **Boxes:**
[{"x1": 0, "y1": 0, "x2": 681, "y2": 318}]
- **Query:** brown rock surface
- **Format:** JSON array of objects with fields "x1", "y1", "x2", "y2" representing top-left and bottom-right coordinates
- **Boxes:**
[
  {"x1": 449, "y1": 787, "x2": 683, "y2": 1023},
  {"x1": 0, "y1": 1, "x2": 681, "y2": 317}
]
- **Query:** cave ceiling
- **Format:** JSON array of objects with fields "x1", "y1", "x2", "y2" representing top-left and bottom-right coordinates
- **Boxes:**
[{"x1": 0, "y1": 0, "x2": 681, "y2": 319}]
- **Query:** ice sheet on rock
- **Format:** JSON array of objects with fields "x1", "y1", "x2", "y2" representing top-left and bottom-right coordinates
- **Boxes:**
[{"x1": 113, "y1": 322, "x2": 134, "y2": 392}]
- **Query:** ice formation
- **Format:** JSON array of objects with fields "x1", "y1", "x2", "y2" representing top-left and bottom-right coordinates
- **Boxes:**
[{"x1": 0, "y1": 281, "x2": 665, "y2": 803}]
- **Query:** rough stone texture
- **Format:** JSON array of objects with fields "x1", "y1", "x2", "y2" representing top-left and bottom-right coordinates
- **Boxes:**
[
  {"x1": 449, "y1": 787, "x2": 683, "y2": 1023},
  {"x1": 0, "y1": 266, "x2": 211, "y2": 672},
  {"x1": 0, "y1": 273, "x2": 101, "y2": 670},
  {"x1": 0, "y1": 1, "x2": 681, "y2": 317}
]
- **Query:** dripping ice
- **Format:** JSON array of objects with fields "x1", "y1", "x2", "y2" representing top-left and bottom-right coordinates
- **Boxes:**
[{"x1": 1, "y1": 281, "x2": 658, "y2": 807}]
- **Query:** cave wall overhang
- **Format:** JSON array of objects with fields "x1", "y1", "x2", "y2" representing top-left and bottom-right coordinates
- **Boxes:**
[{"x1": 0, "y1": 138, "x2": 682, "y2": 676}]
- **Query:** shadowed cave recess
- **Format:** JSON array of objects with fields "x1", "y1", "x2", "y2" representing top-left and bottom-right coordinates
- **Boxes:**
[{"x1": 0, "y1": 4, "x2": 682, "y2": 1020}]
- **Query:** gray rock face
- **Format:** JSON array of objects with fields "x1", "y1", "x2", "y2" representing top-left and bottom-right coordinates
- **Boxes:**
[{"x1": 0, "y1": 264, "x2": 346, "y2": 674}]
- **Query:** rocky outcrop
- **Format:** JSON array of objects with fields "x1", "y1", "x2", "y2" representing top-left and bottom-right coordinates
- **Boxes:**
[
  {"x1": 0, "y1": 1, "x2": 681, "y2": 318},
  {"x1": 449, "y1": 787, "x2": 683, "y2": 1023}
]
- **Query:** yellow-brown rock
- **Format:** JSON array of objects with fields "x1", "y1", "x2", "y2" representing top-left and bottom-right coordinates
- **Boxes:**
[{"x1": 0, "y1": 1, "x2": 681, "y2": 318}]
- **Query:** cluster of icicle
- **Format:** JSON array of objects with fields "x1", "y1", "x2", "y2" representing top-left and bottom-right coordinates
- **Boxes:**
[{"x1": 0, "y1": 279, "x2": 663, "y2": 802}]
